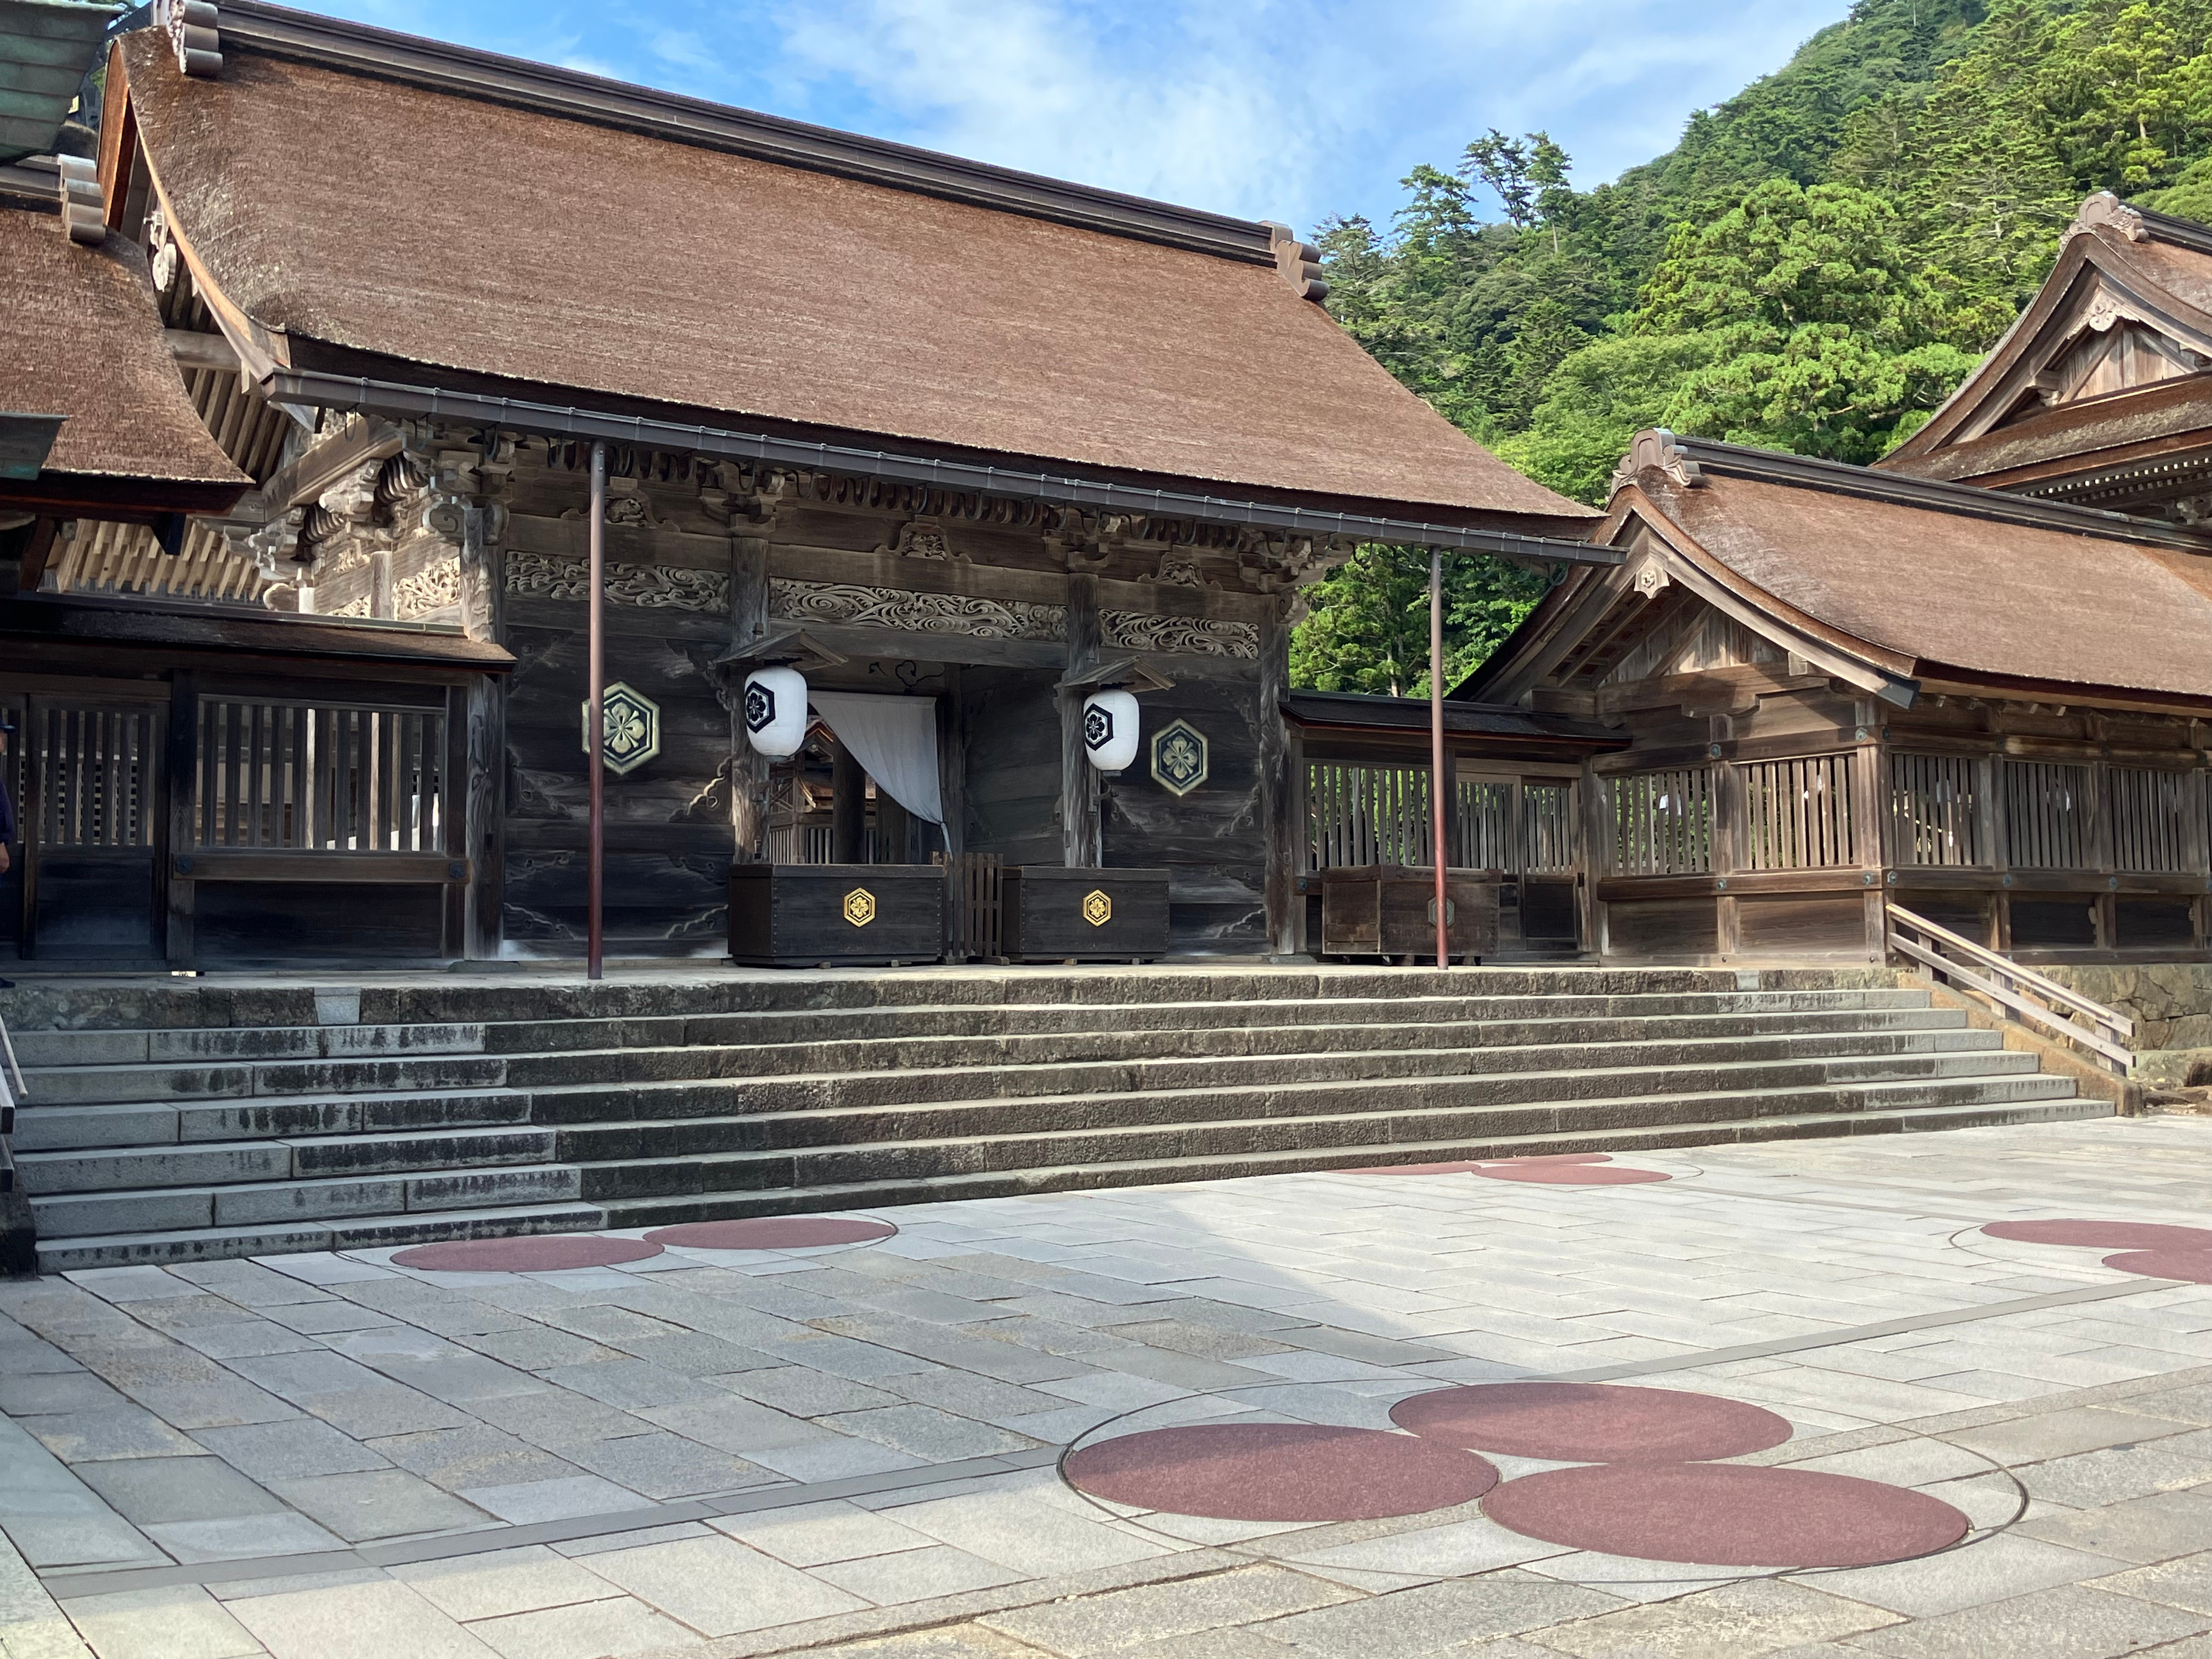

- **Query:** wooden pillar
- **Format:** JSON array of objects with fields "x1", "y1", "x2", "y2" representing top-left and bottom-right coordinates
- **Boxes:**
[
  {"x1": 1852, "y1": 705, "x2": 1888, "y2": 962},
  {"x1": 878, "y1": 791, "x2": 911, "y2": 865},
  {"x1": 1060, "y1": 573, "x2": 1102, "y2": 868},
  {"x1": 1581, "y1": 757, "x2": 1610, "y2": 958},
  {"x1": 458, "y1": 501, "x2": 506, "y2": 958},
  {"x1": 728, "y1": 504, "x2": 774, "y2": 864},
  {"x1": 938, "y1": 664, "x2": 967, "y2": 859},
  {"x1": 831, "y1": 741, "x2": 866, "y2": 864},
  {"x1": 163, "y1": 674, "x2": 196, "y2": 966},
  {"x1": 370, "y1": 548, "x2": 396, "y2": 620},
  {"x1": 1712, "y1": 721, "x2": 1742, "y2": 960},
  {"x1": 1259, "y1": 606, "x2": 1295, "y2": 957}
]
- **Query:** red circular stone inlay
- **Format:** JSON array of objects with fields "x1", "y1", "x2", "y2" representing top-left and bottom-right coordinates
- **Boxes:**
[
  {"x1": 1482, "y1": 1463, "x2": 1971, "y2": 1567},
  {"x1": 1391, "y1": 1381, "x2": 1793, "y2": 1464},
  {"x1": 391, "y1": 1234, "x2": 664, "y2": 1271},
  {"x1": 1475, "y1": 1163, "x2": 1670, "y2": 1186},
  {"x1": 643, "y1": 1217, "x2": 898, "y2": 1250},
  {"x1": 1064, "y1": 1423, "x2": 1498, "y2": 1522},
  {"x1": 1982, "y1": 1220, "x2": 2212, "y2": 1251},
  {"x1": 2102, "y1": 1249, "x2": 2212, "y2": 1284}
]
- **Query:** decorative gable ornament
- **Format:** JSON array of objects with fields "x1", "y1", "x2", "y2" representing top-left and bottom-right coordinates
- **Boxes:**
[
  {"x1": 1150, "y1": 719, "x2": 1208, "y2": 797},
  {"x1": 743, "y1": 667, "x2": 808, "y2": 757},
  {"x1": 156, "y1": 0, "x2": 224, "y2": 77},
  {"x1": 1082, "y1": 690, "x2": 1140, "y2": 772},
  {"x1": 580, "y1": 681, "x2": 662, "y2": 776}
]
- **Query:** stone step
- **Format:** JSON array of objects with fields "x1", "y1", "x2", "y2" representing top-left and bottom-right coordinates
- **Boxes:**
[
  {"x1": 30, "y1": 1089, "x2": 2103, "y2": 1273},
  {"x1": 554, "y1": 1053, "x2": 2058, "y2": 1170},
  {"x1": 19, "y1": 1122, "x2": 556, "y2": 1201},
  {"x1": 34, "y1": 1201, "x2": 608, "y2": 1272},
  {"x1": 5, "y1": 990, "x2": 1948, "y2": 1099},
  {"x1": 15, "y1": 1053, "x2": 510, "y2": 1108},
  {"x1": 564, "y1": 1071, "x2": 2079, "y2": 1199},
  {"x1": 489, "y1": 1014, "x2": 1994, "y2": 1088},
  {"x1": 7, "y1": 1022, "x2": 488, "y2": 1070},
  {"x1": 28, "y1": 1161, "x2": 584, "y2": 1238},
  {"x1": 465, "y1": 987, "x2": 1945, "y2": 1053},
  {"x1": 524, "y1": 1037, "x2": 2036, "y2": 1128},
  {"x1": 593, "y1": 1090, "x2": 2103, "y2": 1227},
  {"x1": 0, "y1": 965, "x2": 1905, "y2": 1036},
  {"x1": 9, "y1": 1090, "x2": 533, "y2": 1154}
]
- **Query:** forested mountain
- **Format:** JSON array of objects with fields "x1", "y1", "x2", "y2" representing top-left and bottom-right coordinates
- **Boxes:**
[{"x1": 1291, "y1": 0, "x2": 2212, "y2": 695}]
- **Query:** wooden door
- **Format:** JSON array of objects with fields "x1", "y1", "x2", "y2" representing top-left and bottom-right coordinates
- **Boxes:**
[{"x1": 10, "y1": 696, "x2": 165, "y2": 963}]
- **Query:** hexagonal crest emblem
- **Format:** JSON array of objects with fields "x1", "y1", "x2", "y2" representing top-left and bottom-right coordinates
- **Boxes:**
[
  {"x1": 1082, "y1": 889, "x2": 1112, "y2": 927},
  {"x1": 1150, "y1": 719, "x2": 1207, "y2": 797},
  {"x1": 580, "y1": 681, "x2": 661, "y2": 777},
  {"x1": 743, "y1": 679, "x2": 777, "y2": 735},
  {"x1": 1083, "y1": 702, "x2": 1114, "y2": 752},
  {"x1": 843, "y1": 887, "x2": 878, "y2": 927}
]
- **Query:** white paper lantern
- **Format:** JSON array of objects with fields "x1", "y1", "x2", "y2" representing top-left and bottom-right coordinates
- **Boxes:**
[
  {"x1": 1082, "y1": 689, "x2": 1140, "y2": 772},
  {"x1": 743, "y1": 667, "x2": 808, "y2": 758}
]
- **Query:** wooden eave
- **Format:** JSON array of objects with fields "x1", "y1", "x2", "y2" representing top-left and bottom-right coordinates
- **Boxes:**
[
  {"x1": 1878, "y1": 371, "x2": 2212, "y2": 493},
  {"x1": 1462, "y1": 489, "x2": 1922, "y2": 710},
  {"x1": 1906, "y1": 663, "x2": 2212, "y2": 719},
  {"x1": 1886, "y1": 224, "x2": 2212, "y2": 468},
  {"x1": 0, "y1": 590, "x2": 515, "y2": 669},
  {"x1": 1282, "y1": 692, "x2": 1626, "y2": 752},
  {"x1": 0, "y1": 471, "x2": 250, "y2": 518}
]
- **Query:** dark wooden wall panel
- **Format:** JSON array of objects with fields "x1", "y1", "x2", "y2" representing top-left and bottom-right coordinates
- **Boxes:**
[
  {"x1": 1103, "y1": 672, "x2": 1266, "y2": 955},
  {"x1": 1606, "y1": 898, "x2": 1717, "y2": 957},
  {"x1": 1734, "y1": 894, "x2": 1867, "y2": 955},
  {"x1": 500, "y1": 598, "x2": 735, "y2": 953}
]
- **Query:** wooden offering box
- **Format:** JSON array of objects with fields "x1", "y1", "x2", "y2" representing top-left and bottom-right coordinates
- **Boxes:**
[
  {"x1": 1321, "y1": 866, "x2": 1500, "y2": 962},
  {"x1": 729, "y1": 864, "x2": 946, "y2": 967},
  {"x1": 1004, "y1": 866, "x2": 1171, "y2": 962}
]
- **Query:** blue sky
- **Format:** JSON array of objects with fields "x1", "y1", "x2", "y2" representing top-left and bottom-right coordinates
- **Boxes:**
[{"x1": 298, "y1": 0, "x2": 1852, "y2": 232}]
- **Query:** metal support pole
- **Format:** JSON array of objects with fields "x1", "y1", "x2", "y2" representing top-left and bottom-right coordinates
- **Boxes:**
[
  {"x1": 1431, "y1": 547, "x2": 1448, "y2": 971},
  {"x1": 587, "y1": 442, "x2": 607, "y2": 982}
]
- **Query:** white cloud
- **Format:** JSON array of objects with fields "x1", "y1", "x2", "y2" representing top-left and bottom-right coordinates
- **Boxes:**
[{"x1": 759, "y1": 0, "x2": 1848, "y2": 227}]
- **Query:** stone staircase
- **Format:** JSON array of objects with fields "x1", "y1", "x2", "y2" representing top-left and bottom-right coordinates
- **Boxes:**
[{"x1": 0, "y1": 966, "x2": 2103, "y2": 1271}]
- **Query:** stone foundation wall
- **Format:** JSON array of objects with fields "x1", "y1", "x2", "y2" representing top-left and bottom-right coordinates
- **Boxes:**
[{"x1": 2040, "y1": 963, "x2": 2212, "y2": 1051}]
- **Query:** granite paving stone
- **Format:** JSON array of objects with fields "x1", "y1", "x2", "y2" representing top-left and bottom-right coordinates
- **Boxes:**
[
  {"x1": 74, "y1": 1457, "x2": 285, "y2": 1527},
  {"x1": 824, "y1": 1403, "x2": 1044, "y2": 1461},
  {"x1": 22, "y1": 1409, "x2": 204, "y2": 1464},
  {"x1": 224, "y1": 1578, "x2": 499, "y2": 1659},
  {"x1": 551, "y1": 1429, "x2": 777, "y2": 1498},
  {"x1": 1843, "y1": 1581, "x2": 2212, "y2": 1657},
  {"x1": 462, "y1": 1594, "x2": 692, "y2": 1659},
  {"x1": 190, "y1": 1419, "x2": 392, "y2": 1481},
  {"x1": 2013, "y1": 1489, "x2": 2212, "y2": 1562},
  {"x1": 571, "y1": 1533, "x2": 867, "y2": 1634},
  {"x1": 363, "y1": 1426, "x2": 583, "y2": 1491},
  {"x1": 713, "y1": 1500, "x2": 943, "y2": 1567},
  {"x1": 54, "y1": 1584, "x2": 266, "y2": 1659},
  {"x1": 388, "y1": 1544, "x2": 628, "y2": 1621},
  {"x1": 264, "y1": 1469, "x2": 492, "y2": 1542},
  {"x1": 453, "y1": 1475, "x2": 652, "y2": 1526},
  {"x1": 2089, "y1": 1550, "x2": 2212, "y2": 1615},
  {"x1": 711, "y1": 1367, "x2": 902, "y2": 1417}
]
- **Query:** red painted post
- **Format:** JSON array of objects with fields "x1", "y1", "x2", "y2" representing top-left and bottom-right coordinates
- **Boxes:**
[
  {"x1": 587, "y1": 442, "x2": 606, "y2": 982},
  {"x1": 1431, "y1": 546, "x2": 1448, "y2": 972}
]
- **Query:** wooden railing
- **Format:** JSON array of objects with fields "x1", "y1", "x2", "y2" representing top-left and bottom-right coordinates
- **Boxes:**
[
  {"x1": 1886, "y1": 903, "x2": 2135, "y2": 1075},
  {"x1": 940, "y1": 851, "x2": 1003, "y2": 962}
]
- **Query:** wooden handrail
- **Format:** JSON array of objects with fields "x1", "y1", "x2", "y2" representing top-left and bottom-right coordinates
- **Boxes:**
[
  {"x1": 1885, "y1": 903, "x2": 2136, "y2": 1076},
  {"x1": 1886, "y1": 905, "x2": 2134, "y2": 1035}
]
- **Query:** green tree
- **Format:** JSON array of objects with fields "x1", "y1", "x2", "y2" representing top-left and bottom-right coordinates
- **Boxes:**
[
  {"x1": 1289, "y1": 549, "x2": 1548, "y2": 696},
  {"x1": 1629, "y1": 179, "x2": 1980, "y2": 460}
]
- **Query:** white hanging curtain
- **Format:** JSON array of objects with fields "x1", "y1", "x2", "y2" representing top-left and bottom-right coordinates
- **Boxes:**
[{"x1": 809, "y1": 692, "x2": 945, "y2": 826}]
